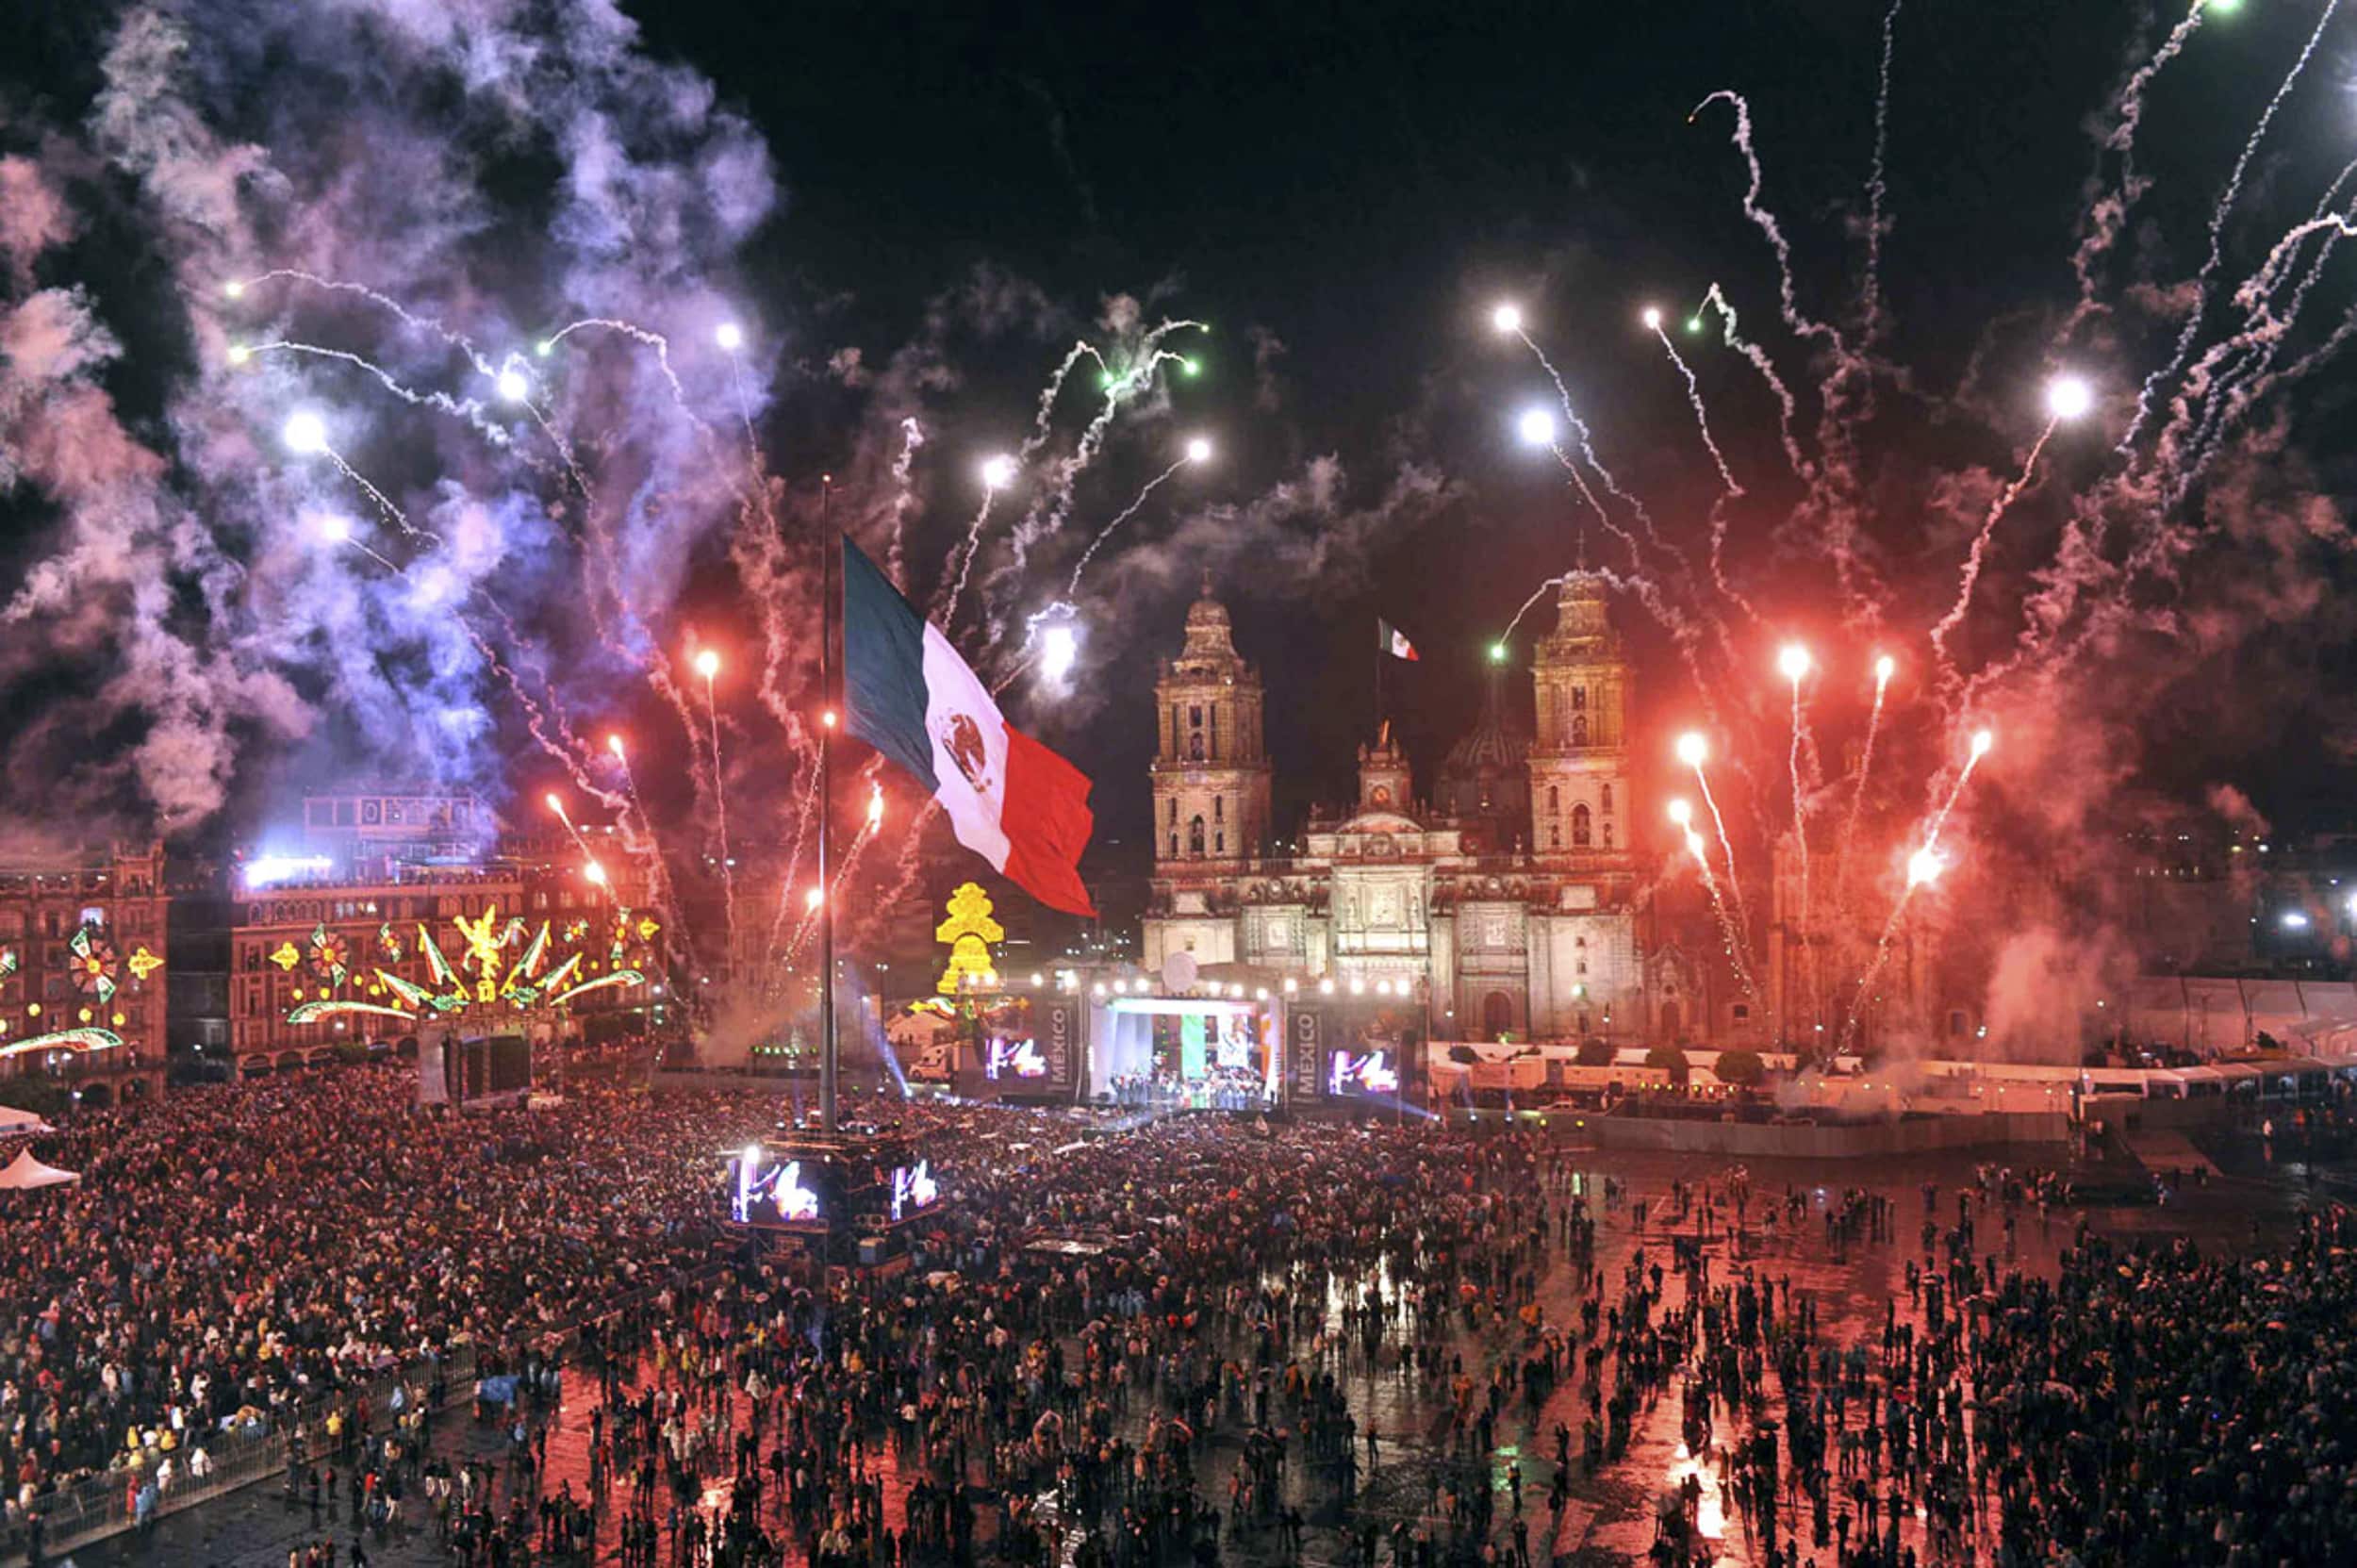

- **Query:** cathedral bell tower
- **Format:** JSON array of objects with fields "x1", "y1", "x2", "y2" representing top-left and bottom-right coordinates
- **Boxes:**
[
  {"x1": 1150, "y1": 576, "x2": 1272, "y2": 867},
  {"x1": 1526, "y1": 568, "x2": 1632, "y2": 862}
]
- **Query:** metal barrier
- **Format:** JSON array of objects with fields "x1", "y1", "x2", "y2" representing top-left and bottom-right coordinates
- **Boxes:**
[{"x1": 0, "y1": 1262, "x2": 721, "y2": 1565}]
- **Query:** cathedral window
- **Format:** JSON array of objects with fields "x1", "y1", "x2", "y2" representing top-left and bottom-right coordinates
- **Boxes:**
[
  {"x1": 1190, "y1": 704, "x2": 1202, "y2": 727},
  {"x1": 1601, "y1": 784, "x2": 1613, "y2": 813},
  {"x1": 1573, "y1": 804, "x2": 1591, "y2": 847},
  {"x1": 1169, "y1": 834, "x2": 1179, "y2": 857},
  {"x1": 1572, "y1": 715, "x2": 1589, "y2": 747},
  {"x1": 1189, "y1": 733, "x2": 1206, "y2": 762},
  {"x1": 1189, "y1": 817, "x2": 1206, "y2": 856},
  {"x1": 1209, "y1": 706, "x2": 1218, "y2": 758},
  {"x1": 1549, "y1": 825, "x2": 1561, "y2": 850},
  {"x1": 1547, "y1": 785, "x2": 1559, "y2": 814},
  {"x1": 1602, "y1": 822, "x2": 1614, "y2": 848},
  {"x1": 1168, "y1": 799, "x2": 1178, "y2": 823},
  {"x1": 1213, "y1": 797, "x2": 1223, "y2": 821},
  {"x1": 1572, "y1": 686, "x2": 1586, "y2": 710},
  {"x1": 1215, "y1": 832, "x2": 1225, "y2": 853}
]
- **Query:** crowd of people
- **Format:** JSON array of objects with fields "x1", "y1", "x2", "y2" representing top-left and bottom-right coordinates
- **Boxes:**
[{"x1": 2, "y1": 1064, "x2": 2354, "y2": 1568}]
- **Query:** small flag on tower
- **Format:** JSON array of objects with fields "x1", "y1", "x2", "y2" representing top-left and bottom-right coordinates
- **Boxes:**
[
  {"x1": 1377, "y1": 619, "x2": 1420, "y2": 661},
  {"x1": 842, "y1": 536, "x2": 1097, "y2": 916}
]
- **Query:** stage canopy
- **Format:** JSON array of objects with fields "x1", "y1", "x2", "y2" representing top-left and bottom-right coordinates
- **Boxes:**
[
  {"x1": 0, "y1": 1149, "x2": 79, "y2": 1190},
  {"x1": 0, "y1": 1108, "x2": 55, "y2": 1140}
]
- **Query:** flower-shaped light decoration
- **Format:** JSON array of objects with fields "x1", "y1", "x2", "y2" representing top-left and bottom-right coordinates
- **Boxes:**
[{"x1": 69, "y1": 927, "x2": 120, "y2": 1006}]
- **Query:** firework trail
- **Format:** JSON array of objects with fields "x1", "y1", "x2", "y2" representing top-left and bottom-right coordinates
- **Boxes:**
[
  {"x1": 1786, "y1": 673, "x2": 1817, "y2": 1032},
  {"x1": 701, "y1": 669, "x2": 736, "y2": 963},
  {"x1": 1511, "y1": 327, "x2": 1686, "y2": 569},
  {"x1": 239, "y1": 340, "x2": 515, "y2": 446},
  {"x1": 1839, "y1": 886, "x2": 1919, "y2": 1052},
  {"x1": 1696, "y1": 285, "x2": 1807, "y2": 478},
  {"x1": 2184, "y1": 182, "x2": 2357, "y2": 474},
  {"x1": 1861, "y1": 0, "x2": 1904, "y2": 339},
  {"x1": 996, "y1": 321, "x2": 1206, "y2": 607},
  {"x1": 1925, "y1": 733, "x2": 1991, "y2": 849},
  {"x1": 1689, "y1": 761, "x2": 1752, "y2": 946},
  {"x1": 1068, "y1": 456, "x2": 1189, "y2": 595},
  {"x1": 2176, "y1": 206, "x2": 2357, "y2": 483},
  {"x1": 885, "y1": 417, "x2": 926, "y2": 589},
  {"x1": 2066, "y1": 0, "x2": 2215, "y2": 330},
  {"x1": 936, "y1": 487, "x2": 1001, "y2": 632},
  {"x1": 2121, "y1": 0, "x2": 2339, "y2": 451},
  {"x1": 1927, "y1": 416, "x2": 2060, "y2": 680},
  {"x1": 1678, "y1": 827, "x2": 1764, "y2": 1012},
  {"x1": 228, "y1": 269, "x2": 490, "y2": 363},
  {"x1": 544, "y1": 317, "x2": 694, "y2": 414},
  {"x1": 766, "y1": 751, "x2": 829, "y2": 963},
  {"x1": 1648, "y1": 314, "x2": 1755, "y2": 619},
  {"x1": 1022, "y1": 341, "x2": 1104, "y2": 458},
  {"x1": 1833, "y1": 660, "x2": 1894, "y2": 919},
  {"x1": 1690, "y1": 92, "x2": 1850, "y2": 358},
  {"x1": 1500, "y1": 577, "x2": 1568, "y2": 643}
]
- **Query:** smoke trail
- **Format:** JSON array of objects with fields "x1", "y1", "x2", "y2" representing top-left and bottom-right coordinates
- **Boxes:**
[
  {"x1": 1860, "y1": 0, "x2": 1904, "y2": 342},
  {"x1": 935, "y1": 487, "x2": 1000, "y2": 632},
  {"x1": 884, "y1": 417, "x2": 926, "y2": 590},
  {"x1": 989, "y1": 318, "x2": 1206, "y2": 633},
  {"x1": 240, "y1": 340, "x2": 516, "y2": 447},
  {"x1": 2120, "y1": 0, "x2": 2339, "y2": 451},
  {"x1": 1068, "y1": 455, "x2": 1189, "y2": 596},
  {"x1": 1512, "y1": 327, "x2": 1689, "y2": 570},
  {"x1": 1690, "y1": 92, "x2": 1851, "y2": 359},
  {"x1": 1648, "y1": 316, "x2": 1755, "y2": 619},
  {"x1": 2065, "y1": 0, "x2": 2213, "y2": 331},
  {"x1": 1927, "y1": 416, "x2": 2060, "y2": 682},
  {"x1": 1499, "y1": 577, "x2": 1568, "y2": 644},
  {"x1": 1696, "y1": 284, "x2": 1807, "y2": 479}
]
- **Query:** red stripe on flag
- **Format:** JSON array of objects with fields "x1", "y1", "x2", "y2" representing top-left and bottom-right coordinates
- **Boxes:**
[{"x1": 1000, "y1": 726, "x2": 1098, "y2": 916}]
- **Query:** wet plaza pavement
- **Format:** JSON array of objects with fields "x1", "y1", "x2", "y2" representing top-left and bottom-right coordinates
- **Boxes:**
[{"x1": 64, "y1": 1123, "x2": 2345, "y2": 1568}]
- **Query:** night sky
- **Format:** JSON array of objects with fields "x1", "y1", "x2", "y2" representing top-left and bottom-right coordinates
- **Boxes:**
[
  {"x1": 5, "y1": 0, "x2": 2356, "y2": 913},
  {"x1": 623, "y1": 0, "x2": 2357, "y2": 844}
]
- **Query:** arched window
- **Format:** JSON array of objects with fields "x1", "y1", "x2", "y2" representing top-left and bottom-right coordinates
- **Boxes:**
[
  {"x1": 1482, "y1": 992, "x2": 1514, "y2": 1039},
  {"x1": 1213, "y1": 797, "x2": 1223, "y2": 821},
  {"x1": 1547, "y1": 785, "x2": 1559, "y2": 814},
  {"x1": 1190, "y1": 704, "x2": 1203, "y2": 728},
  {"x1": 1169, "y1": 834, "x2": 1179, "y2": 857},
  {"x1": 1602, "y1": 821, "x2": 1614, "y2": 848},
  {"x1": 1600, "y1": 784, "x2": 1613, "y2": 813},
  {"x1": 1572, "y1": 686, "x2": 1587, "y2": 710},
  {"x1": 1167, "y1": 798, "x2": 1178, "y2": 823},
  {"x1": 1549, "y1": 824, "x2": 1561, "y2": 849},
  {"x1": 1189, "y1": 733, "x2": 1206, "y2": 762},
  {"x1": 1573, "y1": 715, "x2": 1589, "y2": 747},
  {"x1": 1189, "y1": 816, "x2": 1206, "y2": 856},
  {"x1": 1573, "y1": 803, "x2": 1591, "y2": 847},
  {"x1": 1214, "y1": 832, "x2": 1225, "y2": 853}
]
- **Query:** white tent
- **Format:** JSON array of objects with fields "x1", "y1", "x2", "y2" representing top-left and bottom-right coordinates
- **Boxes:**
[
  {"x1": 0, "y1": 1148, "x2": 78, "y2": 1190},
  {"x1": 0, "y1": 1107, "x2": 55, "y2": 1140}
]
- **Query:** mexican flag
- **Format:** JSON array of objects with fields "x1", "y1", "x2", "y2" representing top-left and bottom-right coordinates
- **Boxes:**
[
  {"x1": 1378, "y1": 619, "x2": 1419, "y2": 661},
  {"x1": 842, "y1": 537, "x2": 1097, "y2": 915}
]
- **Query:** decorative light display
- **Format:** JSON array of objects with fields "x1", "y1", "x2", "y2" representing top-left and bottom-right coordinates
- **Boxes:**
[
  {"x1": 935, "y1": 882, "x2": 1002, "y2": 995},
  {"x1": 68, "y1": 927, "x2": 120, "y2": 1006}
]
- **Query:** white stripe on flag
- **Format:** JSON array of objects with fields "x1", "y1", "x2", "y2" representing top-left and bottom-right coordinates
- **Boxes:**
[{"x1": 919, "y1": 622, "x2": 1012, "y2": 871}]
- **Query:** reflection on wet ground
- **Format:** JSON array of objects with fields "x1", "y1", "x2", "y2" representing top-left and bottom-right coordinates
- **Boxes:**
[{"x1": 80, "y1": 1126, "x2": 2336, "y2": 1568}]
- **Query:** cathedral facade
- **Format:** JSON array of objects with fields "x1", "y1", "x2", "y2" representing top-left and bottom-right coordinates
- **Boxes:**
[{"x1": 1142, "y1": 573, "x2": 1722, "y2": 1045}]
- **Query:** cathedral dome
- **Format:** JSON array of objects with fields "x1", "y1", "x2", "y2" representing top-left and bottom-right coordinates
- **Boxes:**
[{"x1": 1439, "y1": 661, "x2": 1532, "y2": 830}]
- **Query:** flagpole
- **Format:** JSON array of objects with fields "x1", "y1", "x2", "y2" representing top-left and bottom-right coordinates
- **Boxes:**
[{"x1": 819, "y1": 476, "x2": 838, "y2": 1134}]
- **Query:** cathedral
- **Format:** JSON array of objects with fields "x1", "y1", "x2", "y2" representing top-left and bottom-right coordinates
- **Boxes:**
[{"x1": 1142, "y1": 572, "x2": 1732, "y2": 1046}]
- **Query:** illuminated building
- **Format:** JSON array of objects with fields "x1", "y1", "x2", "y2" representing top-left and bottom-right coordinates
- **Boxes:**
[
  {"x1": 223, "y1": 788, "x2": 660, "y2": 1075},
  {"x1": 1143, "y1": 573, "x2": 1727, "y2": 1045},
  {"x1": 0, "y1": 842, "x2": 170, "y2": 1104}
]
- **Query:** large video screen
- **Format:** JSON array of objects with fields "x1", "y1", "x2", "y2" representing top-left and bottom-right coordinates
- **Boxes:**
[
  {"x1": 1327, "y1": 1047, "x2": 1403, "y2": 1098},
  {"x1": 729, "y1": 1147, "x2": 835, "y2": 1231},
  {"x1": 889, "y1": 1160, "x2": 942, "y2": 1223},
  {"x1": 981, "y1": 998, "x2": 1046, "y2": 1080}
]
